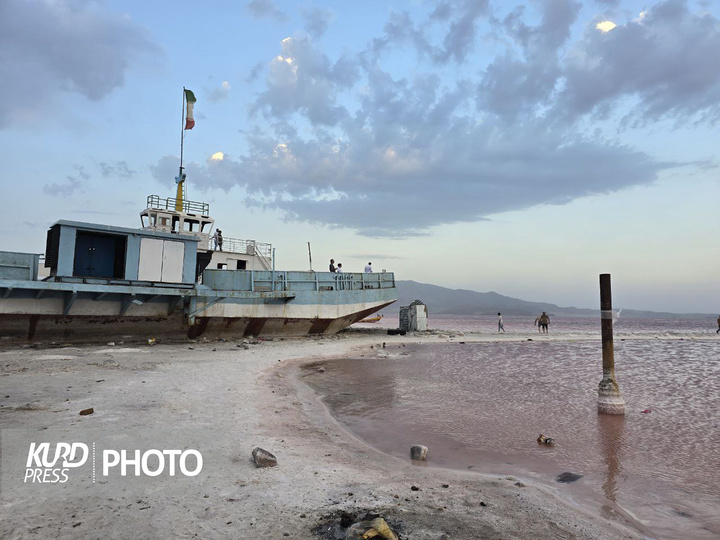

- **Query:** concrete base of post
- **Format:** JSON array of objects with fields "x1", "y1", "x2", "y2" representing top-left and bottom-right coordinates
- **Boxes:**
[{"x1": 597, "y1": 378, "x2": 625, "y2": 415}]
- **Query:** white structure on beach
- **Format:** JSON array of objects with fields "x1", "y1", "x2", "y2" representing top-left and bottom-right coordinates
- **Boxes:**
[{"x1": 400, "y1": 300, "x2": 428, "y2": 332}]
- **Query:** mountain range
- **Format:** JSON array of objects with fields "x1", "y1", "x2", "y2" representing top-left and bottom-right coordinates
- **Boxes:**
[{"x1": 388, "y1": 280, "x2": 712, "y2": 319}]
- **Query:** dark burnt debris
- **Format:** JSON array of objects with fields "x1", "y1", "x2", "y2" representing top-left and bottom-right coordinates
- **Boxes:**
[{"x1": 313, "y1": 510, "x2": 403, "y2": 540}]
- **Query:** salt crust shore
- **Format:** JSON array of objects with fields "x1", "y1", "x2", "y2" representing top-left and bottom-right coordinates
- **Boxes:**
[{"x1": 0, "y1": 329, "x2": 682, "y2": 539}]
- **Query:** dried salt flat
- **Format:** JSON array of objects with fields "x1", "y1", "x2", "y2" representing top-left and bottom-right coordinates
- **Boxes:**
[
  {"x1": 95, "y1": 348, "x2": 147, "y2": 354},
  {"x1": 35, "y1": 354, "x2": 77, "y2": 361}
]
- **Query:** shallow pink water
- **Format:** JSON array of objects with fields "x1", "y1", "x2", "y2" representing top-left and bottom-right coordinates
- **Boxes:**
[{"x1": 303, "y1": 327, "x2": 720, "y2": 538}]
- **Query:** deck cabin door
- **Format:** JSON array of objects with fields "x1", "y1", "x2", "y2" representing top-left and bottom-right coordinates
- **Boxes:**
[
  {"x1": 73, "y1": 232, "x2": 123, "y2": 278},
  {"x1": 160, "y1": 241, "x2": 185, "y2": 283}
]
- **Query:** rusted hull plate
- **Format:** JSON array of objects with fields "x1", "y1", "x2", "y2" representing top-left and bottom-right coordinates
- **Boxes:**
[{"x1": 0, "y1": 301, "x2": 394, "y2": 344}]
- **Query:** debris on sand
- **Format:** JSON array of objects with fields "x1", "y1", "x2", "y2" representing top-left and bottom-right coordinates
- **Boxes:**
[{"x1": 252, "y1": 447, "x2": 278, "y2": 467}]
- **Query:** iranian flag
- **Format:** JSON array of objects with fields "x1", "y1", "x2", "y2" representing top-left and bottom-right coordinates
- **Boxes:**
[{"x1": 184, "y1": 89, "x2": 197, "y2": 130}]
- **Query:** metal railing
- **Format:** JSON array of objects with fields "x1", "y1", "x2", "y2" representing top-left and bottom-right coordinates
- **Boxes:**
[
  {"x1": 202, "y1": 269, "x2": 396, "y2": 293},
  {"x1": 146, "y1": 195, "x2": 210, "y2": 216},
  {"x1": 212, "y1": 237, "x2": 272, "y2": 258}
]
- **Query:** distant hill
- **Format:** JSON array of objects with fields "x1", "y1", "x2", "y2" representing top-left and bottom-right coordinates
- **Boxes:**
[{"x1": 387, "y1": 280, "x2": 711, "y2": 319}]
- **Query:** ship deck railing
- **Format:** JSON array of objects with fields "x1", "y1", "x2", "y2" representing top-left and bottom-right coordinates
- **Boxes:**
[
  {"x1": 211, "y1": 238, "x2": 272, "y2": 258},
  {"x1": 202, "y1": 269, "x2": 396, "y2": 293},
  {"x1": 146, "y1": 195, "x2": 210, "y2": 216}
]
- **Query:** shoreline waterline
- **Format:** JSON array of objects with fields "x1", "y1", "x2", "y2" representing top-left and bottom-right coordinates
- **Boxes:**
[{"x1": 297, "y1": 329, "x2": 720, "y2": 539}]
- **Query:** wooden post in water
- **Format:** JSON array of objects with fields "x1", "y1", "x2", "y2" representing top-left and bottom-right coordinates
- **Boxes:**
[{"x1": 597, "y1": 274, "x2": 625, "y2": 415}]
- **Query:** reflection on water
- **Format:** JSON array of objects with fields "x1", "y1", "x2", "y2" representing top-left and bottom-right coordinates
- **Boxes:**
[
  {"x1": 598, "y1": 414, "x2": 624, "y2": 503},
  {"x1": 303, "y1": 334, "x2": 720, "y2": 539}
]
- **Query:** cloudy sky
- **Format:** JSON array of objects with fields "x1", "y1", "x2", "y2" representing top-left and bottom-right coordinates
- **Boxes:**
[{"x1": 1, "y1": 0, "x2": 718, "y2": 313}]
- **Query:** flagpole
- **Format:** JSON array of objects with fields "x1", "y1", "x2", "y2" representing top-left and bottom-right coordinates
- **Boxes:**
[
  {"x1": 180, "y1": 86, "x2": 186, "y2": 174},
  {"x1": 176, "y1": 87, "x2": 187, "y2": 212}
]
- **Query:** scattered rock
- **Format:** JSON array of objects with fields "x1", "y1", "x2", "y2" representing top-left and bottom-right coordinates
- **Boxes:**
[
  {"x1": 79, "y1": 408, "x2": 94, "y2": 416},
  {"x1": 557, "y1": 472, "x2": 583, "y2": 483},
  {"x1": 515, "y1": 482, "x2": 526, "y2": 487},
  {"x1": 107, "y1": 342, "x2": 115, "y2": 346},
  {"x1": 410, "y1": 445, "x2": 428, "y2": 461},
  {"x1": 410, "y1": 485, "x2": 420, "y2": 491},
  {"x1": 441, "y1": 484, "x2": 449, "y2": 488},
  {"x1": 251, "y1": 447, "x2": 277, "y2": 467},
  {"x1": 480, "y1": 501, "x2": 487, "y2": 507}
]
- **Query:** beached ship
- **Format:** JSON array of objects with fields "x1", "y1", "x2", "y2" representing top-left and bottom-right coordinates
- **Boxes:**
[
  {"x1": 0, "y1": 194, "x2": 396, "y2": 342},
  {"x1": 0, "y1": 179, "x2": 396, "y2": 343},
  {"x1": 0, "y1": 89, "x2": 396, "y2": 343}
]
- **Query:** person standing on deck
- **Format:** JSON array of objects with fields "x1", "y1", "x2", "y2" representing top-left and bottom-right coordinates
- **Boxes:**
[
  {"x1": 329, "y1": 259, "x2": 336, "y2": 273},
  {"x1": 212, "y1": 230, "x2": 223, "y2": 251},
  {"x1": 539, "y1": 311, "x2": 550, "y2": 333},
  {"x1": 336, "y1": 263, "x2": 343, "y2": 273},
  {"x1": 497, "y1": 313, "x2": 505, "y2": 333},
  {"x1": 364, "y1": 262, "x2": 372, "y2": 273}
]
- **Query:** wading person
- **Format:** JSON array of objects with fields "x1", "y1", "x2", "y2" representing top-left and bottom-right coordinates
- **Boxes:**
[
  {"x1": 539, "y1": 311, "x2": 550, "y2": 333},
  {"x1": 497, "y1": 313, "x2": 505, "y2": 333},
  {"x1": 717, "y1": 315, "x2": 720, "y2": 334}
]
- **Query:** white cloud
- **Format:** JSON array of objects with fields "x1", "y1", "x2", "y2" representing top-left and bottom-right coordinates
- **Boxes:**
[
  {"x1": 207, "y1": 81, "x2": 231, "y2": 103},
  {"x1": 151, "y1": 1, "x2": 716, "y2": 237},
  {"x1": 246, "y1": 0, "x2": 288, "y2": 22},
  {"x1": 0, "y1": 0, "x2": 159, "y2": 128}
]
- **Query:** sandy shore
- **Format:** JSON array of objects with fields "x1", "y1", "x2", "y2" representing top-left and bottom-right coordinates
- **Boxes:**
[{"x1": 0, "y1": 330, "x2": 649, "y2": 539}]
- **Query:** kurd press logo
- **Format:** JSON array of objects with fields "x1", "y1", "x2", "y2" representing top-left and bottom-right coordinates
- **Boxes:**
[{"x1": 23, "y1": 441, "x2": 203, "y2": 484}]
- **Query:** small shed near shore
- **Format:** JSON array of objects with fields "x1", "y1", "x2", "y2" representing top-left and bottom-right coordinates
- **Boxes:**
[{"x1": 399, "y1": 300, "x2": 428, "y2": 332}]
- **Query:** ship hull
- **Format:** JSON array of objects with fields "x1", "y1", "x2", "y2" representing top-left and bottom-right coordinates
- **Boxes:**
[
  {"x1": 0, "y1": 269, "x2": 396, "y2": 343},
  {"x1": 0, "y1": 302, "x2": 394, "y2": 344}
]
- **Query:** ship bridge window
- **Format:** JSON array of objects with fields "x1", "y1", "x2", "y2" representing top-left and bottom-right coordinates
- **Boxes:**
[
  {"x1": 183, "y1": 219, "x2": 200, "y2": 232},
  {"x1": 201, "y1": 221, "x2": 211, "y2": 233},
  {"x1": 141, "y1": 214, "x2": 149, "y2": 227},
  {"x1": 171, "y1": 216, "x2": 179, "y2": 232}
]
